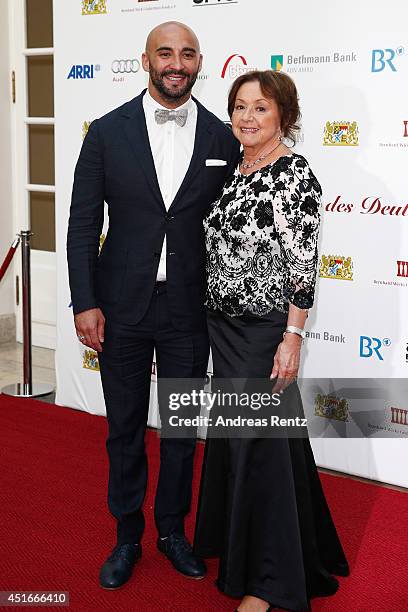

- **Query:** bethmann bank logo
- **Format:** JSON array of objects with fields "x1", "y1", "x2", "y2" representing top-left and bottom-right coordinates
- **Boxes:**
[
  {"x1": 82, "y1": 0, "x2": 107, "y2": 15},
  {"x1": 282, "y1": 50, "x2": 356, "y2": 73},
  {"x1": 319, "y1": 255, "x2": 353, "y2": 281},
  {"x1": 323, "y1": 121, "x2": 359, "y2": 146},
  {"x1": 315, "y1": 394, "x2": 349, "y2": 422},
  {"x1": 305, "y1": 330, "x2": 346, "y2": 344},
  {"x1": 271, "y1": 55, "x2": 284, "y2": 71}
]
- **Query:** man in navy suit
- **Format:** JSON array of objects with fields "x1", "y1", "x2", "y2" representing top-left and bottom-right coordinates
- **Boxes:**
[{"x1": 67, "y1": 21, "x2": 240, "y2": 589}]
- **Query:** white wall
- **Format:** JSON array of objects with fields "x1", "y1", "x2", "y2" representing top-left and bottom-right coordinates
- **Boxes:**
[
  {"x1": 54, "y1": 0, "x2": 408, "y2": 488},
  {"x1": 0, "y1": 0, "x2": 14, "y2": 317}
]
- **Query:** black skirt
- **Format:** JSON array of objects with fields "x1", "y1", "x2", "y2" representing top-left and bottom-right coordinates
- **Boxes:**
[{"x1": 193, "y1": 309, "x2": 349, "y2": 611}]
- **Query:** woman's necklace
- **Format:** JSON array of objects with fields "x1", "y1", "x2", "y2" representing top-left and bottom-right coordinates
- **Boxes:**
[{"x1": 241, "y1": 141, "x2": 282, "y2": 170}]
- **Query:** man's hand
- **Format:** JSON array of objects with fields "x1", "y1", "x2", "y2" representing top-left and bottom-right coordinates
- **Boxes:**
[{"x1": 74, "y1": 308, "x2": 105, "y2": 352}]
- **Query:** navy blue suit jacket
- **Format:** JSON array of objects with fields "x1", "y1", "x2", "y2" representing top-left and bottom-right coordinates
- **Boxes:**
[{"x1": 67, "y1": 90, "x2": 240, "y2": 331}]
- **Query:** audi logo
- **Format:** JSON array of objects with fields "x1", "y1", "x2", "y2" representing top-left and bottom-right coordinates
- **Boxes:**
[{"x1": 111, "y1": 59, "x2": 140, "y2": 74}]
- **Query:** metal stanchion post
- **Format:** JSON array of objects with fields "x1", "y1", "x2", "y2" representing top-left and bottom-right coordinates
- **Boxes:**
[{"x1": 2, "y1": 230, "x2": 54, "y2": 398}]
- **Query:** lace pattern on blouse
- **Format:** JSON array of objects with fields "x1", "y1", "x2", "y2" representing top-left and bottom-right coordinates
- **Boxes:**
[{"x1": 204, "y1": 154, "x2": 322, "y2": 317}]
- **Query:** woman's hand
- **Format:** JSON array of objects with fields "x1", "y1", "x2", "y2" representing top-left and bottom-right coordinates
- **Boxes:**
[{"x1": 270, "y1": 333, "x2": 302, "y2": 393}]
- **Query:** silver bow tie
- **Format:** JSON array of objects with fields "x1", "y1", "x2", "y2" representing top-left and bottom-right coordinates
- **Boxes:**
[{"x1": 154, "y1": 108, "x2": 188, "y2": 127}]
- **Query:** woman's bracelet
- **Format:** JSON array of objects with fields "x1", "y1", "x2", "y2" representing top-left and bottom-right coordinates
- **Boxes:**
[{"x1": 284, "y1": 325, "x2": 305, "y2": 340}]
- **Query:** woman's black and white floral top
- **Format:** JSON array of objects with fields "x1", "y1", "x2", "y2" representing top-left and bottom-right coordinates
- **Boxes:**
[{"x1": 204, "y1": 154, "x2": 322, "y2": 317}]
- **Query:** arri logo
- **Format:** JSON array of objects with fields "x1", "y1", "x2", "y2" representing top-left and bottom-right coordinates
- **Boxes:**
[
  {"x1": 359, "y1": 336, "x2": 391, "y2": 361},
  {"x1": 82, "y1": 0, "x2": 107, "y2": 15},
  {"x1": 193, "y1": 0, "x2": 237, "y2": 4},
  {"x1": 271, "y1": 55, "x2": 283, "y2": 71},
  {"x1": 371, "y1": 46, "x2": 405, "y2": 72},
  {"x1": 67, "y1": 64, "x2": 100, "y2": 79}
]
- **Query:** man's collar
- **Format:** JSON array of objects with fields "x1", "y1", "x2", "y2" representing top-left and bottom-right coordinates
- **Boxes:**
[{"x1": 143, "y1": 89, "x2": 194, "y2": 113}]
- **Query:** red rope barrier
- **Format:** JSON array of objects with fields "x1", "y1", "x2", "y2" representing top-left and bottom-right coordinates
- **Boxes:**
[{"x1": 0, "y1": 237, "x2": 20, "y2": 283}]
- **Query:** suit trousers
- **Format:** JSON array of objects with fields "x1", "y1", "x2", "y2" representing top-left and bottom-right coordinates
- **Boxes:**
[{"x1": 98, "y1": 283, "x2": 210, "y2": 545}]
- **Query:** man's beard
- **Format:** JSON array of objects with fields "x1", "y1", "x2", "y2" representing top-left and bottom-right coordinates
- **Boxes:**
[{"x1": 149, "y1": 67, "x2": 199, "y2": 101}]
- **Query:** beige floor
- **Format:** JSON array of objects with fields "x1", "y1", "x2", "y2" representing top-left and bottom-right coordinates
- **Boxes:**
[
  {"x1": 0, "y1": 341, "x2": 406, "y2": 493},
  {"x1": 0, "y1": 341, "x2": 56, "y2": 398}
]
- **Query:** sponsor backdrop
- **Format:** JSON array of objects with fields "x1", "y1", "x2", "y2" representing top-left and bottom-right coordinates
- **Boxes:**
[{"x1": 54, "y1": 0, "x2": 408, "y2": 487}]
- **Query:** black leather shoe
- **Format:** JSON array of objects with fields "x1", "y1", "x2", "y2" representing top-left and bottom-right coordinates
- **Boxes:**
[
  {"x1": 99, "y1": 543, "x2": 141, "y2": 589},
  {"x1": 157, "y1": 533, "x2": 206, "y2": 579}
]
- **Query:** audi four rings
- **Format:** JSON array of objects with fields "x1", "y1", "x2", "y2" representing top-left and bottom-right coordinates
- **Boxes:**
[{"x1": 111, "y1": 59, "x2": 140, "y2": 73}]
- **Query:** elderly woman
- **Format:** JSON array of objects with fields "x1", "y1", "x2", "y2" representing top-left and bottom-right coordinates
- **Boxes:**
[{"x1": 193, "y1": 71, "x2": 349, "y2": 612}]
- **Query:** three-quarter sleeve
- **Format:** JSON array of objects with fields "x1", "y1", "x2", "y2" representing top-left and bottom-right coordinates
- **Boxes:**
[{"x1": 273, "y1": 158, "x2": 322, "y2": 309}]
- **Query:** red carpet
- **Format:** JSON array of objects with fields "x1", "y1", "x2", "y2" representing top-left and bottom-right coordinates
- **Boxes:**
[{"x1": 0, "y1": 395, "x2": 407, "y2": 612}]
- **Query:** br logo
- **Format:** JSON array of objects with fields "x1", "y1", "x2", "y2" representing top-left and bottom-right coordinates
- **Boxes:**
[
  {"x1": 359, "y1": 336, "x2": 391, "y2": 361},
  {"x1": 371, "y1": 46, "x2": 404, "y2": 72}
]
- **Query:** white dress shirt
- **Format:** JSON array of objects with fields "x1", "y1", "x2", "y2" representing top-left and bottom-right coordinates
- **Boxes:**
[{"x1": 143, "y1": 90, "x2": 197, "y2": 281}]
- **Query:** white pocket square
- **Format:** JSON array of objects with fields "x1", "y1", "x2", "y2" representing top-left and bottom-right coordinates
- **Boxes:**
[{"x1": 206, "y1": 159, "x2": 227, "y2": 166}]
